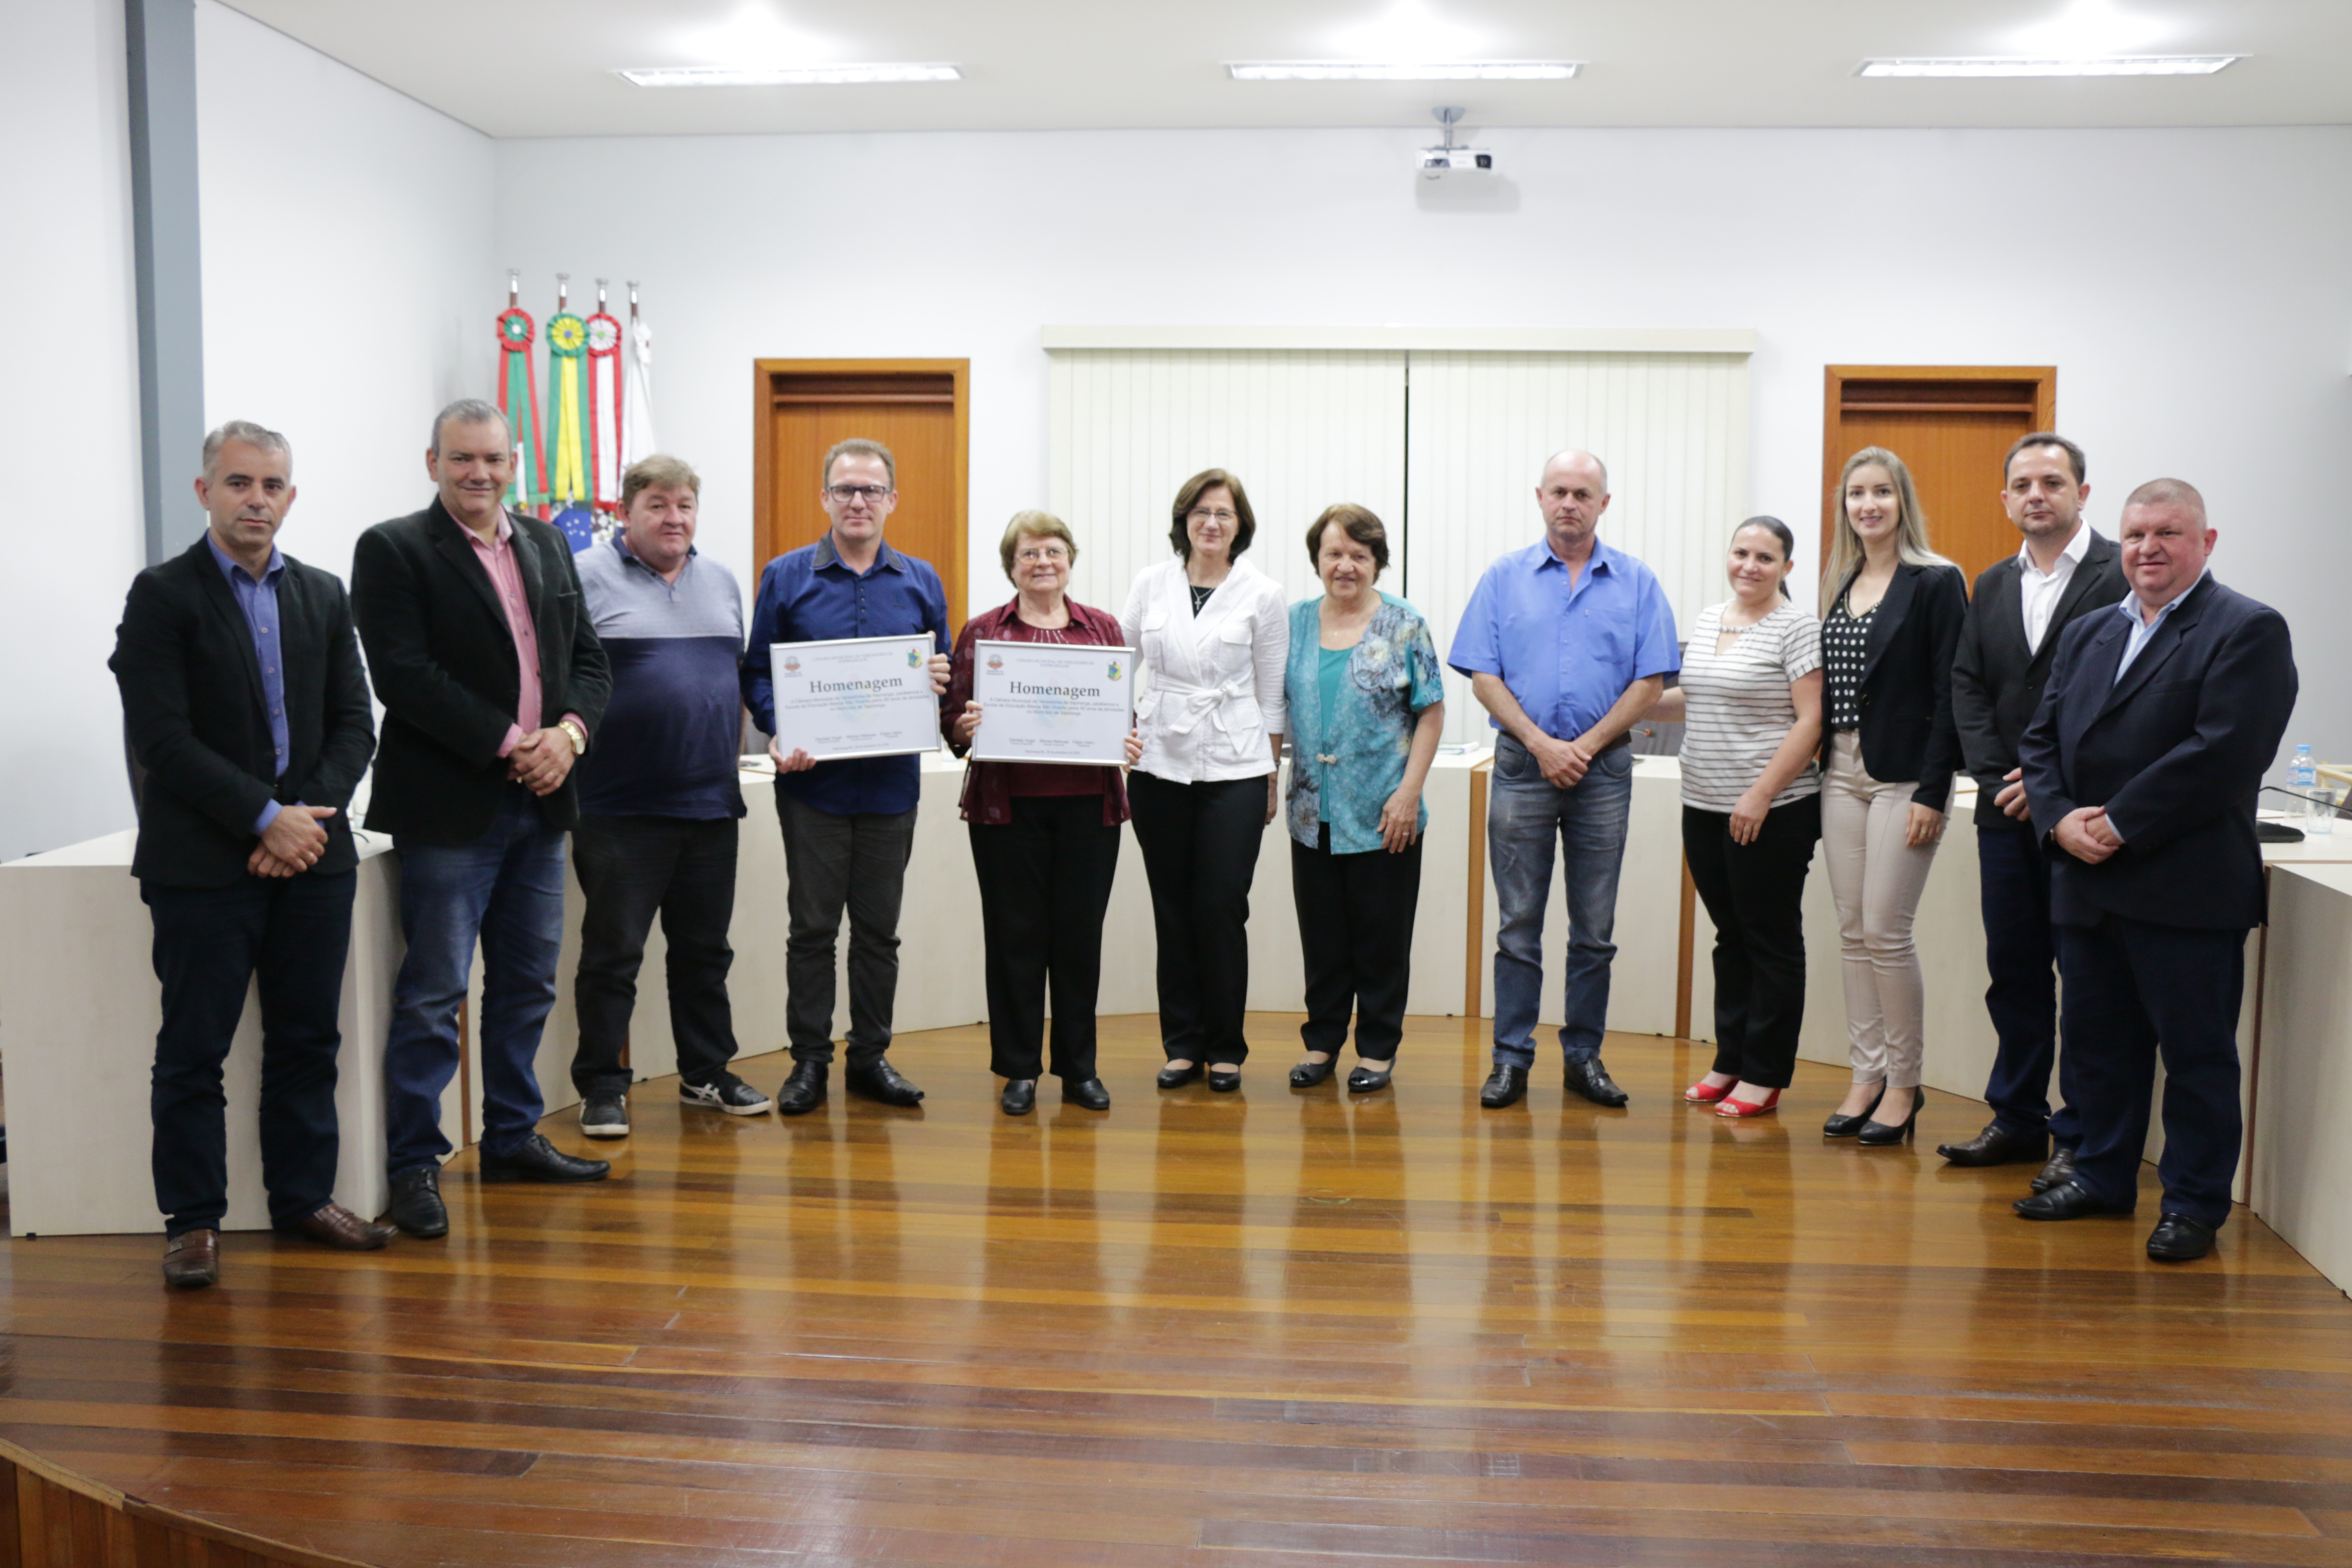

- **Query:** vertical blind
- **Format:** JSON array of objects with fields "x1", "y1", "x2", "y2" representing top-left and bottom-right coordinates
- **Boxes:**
[{"x1": 1049, "y1": 344, "x2": 1750, "y2": 744}]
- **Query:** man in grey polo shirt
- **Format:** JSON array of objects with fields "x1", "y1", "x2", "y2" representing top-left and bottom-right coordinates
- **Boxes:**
[{"x1": 570, "y1": 456, "x2": 772, "y2": 1136}]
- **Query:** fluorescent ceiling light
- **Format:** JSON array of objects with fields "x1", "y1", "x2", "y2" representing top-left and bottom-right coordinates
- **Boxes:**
[
  {"x1": 1857, "y1": 55, "x2": 2240, "y2": 78},
  {"x1": 616, "y1": 64, "x2": 961, "y2": 87},
  {"x1": 1228, "y1": 61, "x2": 1580, "y2": 82}
]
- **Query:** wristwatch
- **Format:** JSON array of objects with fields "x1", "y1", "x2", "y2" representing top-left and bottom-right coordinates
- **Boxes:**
[{"x1": 557, "y1": 719, "x2": 588, "y2": 756}]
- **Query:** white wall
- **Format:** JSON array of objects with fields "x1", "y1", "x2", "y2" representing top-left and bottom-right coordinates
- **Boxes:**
[
  {"x1": 496, "y1": 123, "x2": 2352, "y2": 756},
  {"x1": 0, "y1": 0, "x2": 146, "y2": 861},
  {"x1": 195, "y1": 0, "x2": 496, "y2": 588}
]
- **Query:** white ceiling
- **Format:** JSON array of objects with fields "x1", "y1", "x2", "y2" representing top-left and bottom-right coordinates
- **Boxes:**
[{"x1": 218, "y1": 0, "x2": 2352, "y2": 138}]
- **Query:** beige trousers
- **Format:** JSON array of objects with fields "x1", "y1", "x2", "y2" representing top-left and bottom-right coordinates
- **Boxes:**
[{"x1": 1819, "y1": 732, "x2": 1941, "y2": 1089}]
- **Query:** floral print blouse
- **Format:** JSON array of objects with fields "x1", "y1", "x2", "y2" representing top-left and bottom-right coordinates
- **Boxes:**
[{"x1": 1282, "y1": 593, "x2": 1445, "y2": 854}]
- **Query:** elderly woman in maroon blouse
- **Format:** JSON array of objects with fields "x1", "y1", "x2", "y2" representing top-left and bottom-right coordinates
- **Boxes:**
[{"x1": 944, "y1": 511, "x2": 1143, "y2": 1116}]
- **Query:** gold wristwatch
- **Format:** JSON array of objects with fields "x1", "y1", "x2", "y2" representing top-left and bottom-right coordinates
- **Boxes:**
[{"x1": 557, "y1": 719, "x2": 588, "y2": 756}]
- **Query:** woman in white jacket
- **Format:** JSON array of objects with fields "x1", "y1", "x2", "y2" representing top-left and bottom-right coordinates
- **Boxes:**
[{"x1": 1121, "y1": 468, "x2": 1289, "y2": 1091}]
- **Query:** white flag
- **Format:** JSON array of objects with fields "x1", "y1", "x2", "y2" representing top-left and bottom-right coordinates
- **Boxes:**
[{"x1": 622, "y1": 312, "x2": 658, "y2": 466}]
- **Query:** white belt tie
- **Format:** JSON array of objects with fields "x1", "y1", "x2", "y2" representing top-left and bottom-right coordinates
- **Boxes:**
[{"x1": 1160, "y1": 676, "x2": 1251, "y2": 738}]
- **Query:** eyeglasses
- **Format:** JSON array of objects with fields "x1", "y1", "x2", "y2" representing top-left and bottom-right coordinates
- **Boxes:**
[
  {"x1": 1014, "y1": 546, "x2": 1069, "y2": 564},
  {"x1": 826, "y1": 484, "x2": 891, "y2": 505},
  {"x1": 1187, "y1": 508, "x2": 1239, "y2": 525}
]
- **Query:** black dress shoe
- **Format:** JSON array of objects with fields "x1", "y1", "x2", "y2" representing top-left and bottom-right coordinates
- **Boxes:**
[
  {"x1": 1063, "y1": 1077, "x2": 1111, "y2": 1111},
  {"x1": 1207, "y1": 1067, "x2": 1243, "y2": 1093},
  {"x1": 1289, "y1": 1054, "x2": 1339, "y2": 1088},
  {"x1": 1347, "y1": 1062, "x2": 1394, "y2": 1093},
  {"x1": 386, "y1": 1164, "x2": 448, "y2": 1238},
  {"x1": 775, "y1": 1060, "x2": 828, "y2": 1116},
  {"x1": 1001, "y1": 1078, "x2": 1036, "y2": 1116},
  {"x1": 1937, "y1": 1121, "x2": 2049, "y2": 1167},
  {"x1": 2014, "y1": 1177, "x2": 2133, "y2": 1221},
  {"x1": 1823, "y1": 1083, "x2": 1886, "y2": 1138},
  {"x1": 2147, "y1": 1213, "x2": 2218, "y2": 1262},
  {"x1": 845, "y1": 1057, "x2": 925, "y2": 1106},
  {"x1": 1565, "y1": 1057, "x2": 1629, "y2": 1108},
  {"x1": 1480, "y1": 1063, "x2": 1528, "y2": 1108},
  {"x1": 480, "y1": 1132, "x2": 611, "y2": 1184},
  {"x1": 1156, "y1": 1061, "x2": 1203, "y2": 1089},
  {"x1": 2030, "y1": 1144, "x2": 2078, "y2": 1194}
]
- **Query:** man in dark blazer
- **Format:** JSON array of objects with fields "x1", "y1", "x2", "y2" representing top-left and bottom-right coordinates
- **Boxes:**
[
  {"x1": 2014, "y1": 479, "x2": 2294, "y2": 1261},
  {"x1": 1932, "y1": 433, "x2": 2126, "y2": 1187},
  {"x1": 352, "y1": 399, "x2": 613, "y2": 1240},
  {"x1": 111, "y1": 421, "x2": 394, "y2": 1288}
]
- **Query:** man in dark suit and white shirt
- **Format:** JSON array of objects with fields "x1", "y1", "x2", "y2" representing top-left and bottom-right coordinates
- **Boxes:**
[
  {"x1": 352, "y1": 400, "x2": 613, "y2": 1240},
  {"x1": 1933, "y1": 434, "x2": 2126, "y2": 1188},
  {"x1": 111, "y1": 421, "x2": 394, "y2": 1287},
  {"x1": 2013, "y1": 479, "x2": 2295, "y2": 1261}
]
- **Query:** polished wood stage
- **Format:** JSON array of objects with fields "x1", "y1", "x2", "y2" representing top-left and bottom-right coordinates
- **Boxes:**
[{"x1": 2, "y1": 1016, "x2": 2349, "y2": 1567}]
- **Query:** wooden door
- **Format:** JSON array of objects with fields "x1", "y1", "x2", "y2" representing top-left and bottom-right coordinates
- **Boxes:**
[
  {"x1": 753, "y1": 359, "x2": 969, "y2": 639},
  {"x1": 1822, "y1": 366, "x2": 2057, "y2": 587}
]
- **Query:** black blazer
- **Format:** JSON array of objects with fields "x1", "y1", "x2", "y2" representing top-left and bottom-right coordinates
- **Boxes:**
[
  {"x1": 351, "y1": 499, "x2": 609, "y2": 846},
  {"x1": 1935, "y1": 531, "x2": 2128, "y2": 797},
  {"x1": 2018, "y1": 575, "x2": 2295, "y2": 931},
  {"x1": 110, "y1": 537, "x2": 376, "y2": 888},
  {"x1": 1825, "y1": 560, "x2": 1969, "y2": 811}
]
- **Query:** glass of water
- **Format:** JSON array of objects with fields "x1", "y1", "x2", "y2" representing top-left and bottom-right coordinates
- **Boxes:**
[{"x1": 2309, "y1": 783, "x2": 2339, "y2": 837}]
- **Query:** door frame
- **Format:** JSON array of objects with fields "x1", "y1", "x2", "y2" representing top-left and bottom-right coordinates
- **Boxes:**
[
  {"x1": 1820, "y1": 364, "x2": 2057, "y2": 563},
  {"x1": 750, "y1": 357, "x2": 970, "y2": 622}
]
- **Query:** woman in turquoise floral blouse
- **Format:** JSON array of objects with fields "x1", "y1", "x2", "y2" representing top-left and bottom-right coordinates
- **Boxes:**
[{"x1": 1283, "y1": 505, "x2": 1446, "y2": 1092}]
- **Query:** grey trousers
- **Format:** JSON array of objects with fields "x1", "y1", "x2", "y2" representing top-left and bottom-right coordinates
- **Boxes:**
[{"x1": 776, "y1": 792, "x2": 917, "y2": 1064}]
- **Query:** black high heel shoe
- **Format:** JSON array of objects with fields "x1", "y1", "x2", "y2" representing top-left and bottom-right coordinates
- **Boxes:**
[
  {"x1": 1347, "y1": 1061, "x2": 1394, "y2": 1093},
  {"x1": 1289, "y1": 1054, "x2": 1339, "y2": 1088},
  {"x1": 1857, "y1": 1084, "x2": 1924, "y2": 1146},
  {"x1": 1157, "y1": 1061, "x2": 1203, "y2": 1090},
  {"x1": 1823, "y1": 1082, "x2": 1886, "y2": 1138}
]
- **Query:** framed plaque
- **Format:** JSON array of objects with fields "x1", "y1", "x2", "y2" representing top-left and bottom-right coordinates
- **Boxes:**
[
  {"x1": 968, "y1": 640, "x2": 1137, "y2": 766},
  {"x1": 768, "y1": 635, "x2": 940, "y2": 761}
]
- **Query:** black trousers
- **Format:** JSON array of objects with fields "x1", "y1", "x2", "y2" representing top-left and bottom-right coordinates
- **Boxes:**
[
  {"x1": 143, "y1": 869, "x2": 354, "y2": 1237},
  {"x1": 1977, "y1": 812, "x2": 2080, "y2": 1147},
  {"x1": 1681, "y1": 796, "x2": 1820, "y2": 1089},
  {"x1": 968, "y1": 795, "x2": 1122, "y2": 1081},
  {"x1": 2056, "y1": 913, "x2": 2246, "y2": 1228},
  {"x1": 571, "y1": 815, "x2": 741, "y2": 1097},
  {"x1": 1127, "y1": 770, "x2": 1266, "y2": 1066},
  {"x1": 776, "y1": 793, "x2": 917, "y2": 1064},
  {"x1": 1291, "y1": 824, "x2": 1421, "y2": 1061}
]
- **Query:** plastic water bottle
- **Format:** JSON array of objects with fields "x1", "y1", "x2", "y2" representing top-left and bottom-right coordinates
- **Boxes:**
[{"x1": 2293, "y1": 745, "x2": 2332, "y2": 836}]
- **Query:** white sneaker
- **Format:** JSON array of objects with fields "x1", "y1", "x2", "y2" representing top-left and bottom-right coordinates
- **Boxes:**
[{"x1": 680, "y1": 1073, "x2": 775, "y2": 1115}]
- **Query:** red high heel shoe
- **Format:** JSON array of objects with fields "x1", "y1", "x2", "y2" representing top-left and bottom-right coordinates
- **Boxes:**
[
  {"x1": 1684, "y1": 1076, "x2": 1735, "y2": 1103},
  {"x1": 1716, "y1": 1087, "x2": 1782, "y2": 1118}
]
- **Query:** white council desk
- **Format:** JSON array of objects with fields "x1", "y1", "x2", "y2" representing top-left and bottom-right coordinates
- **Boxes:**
[{"x1": 6, "y1": 749, "x2": 2351, "y2": 1295}]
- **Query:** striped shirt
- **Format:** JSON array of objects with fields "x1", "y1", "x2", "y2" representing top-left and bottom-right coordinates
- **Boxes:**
[
  {"x1": 1677, "y1": 600, "x2": 1822, "y2": 812},
  {"x1": 575, "y1": 536, "x2": 747, "y2": 819}
]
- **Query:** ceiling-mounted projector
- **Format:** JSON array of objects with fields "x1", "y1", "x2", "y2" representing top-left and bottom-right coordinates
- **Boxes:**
[{"x1": 1418, "y1": 106, "x2": 1495, "y2": 181}]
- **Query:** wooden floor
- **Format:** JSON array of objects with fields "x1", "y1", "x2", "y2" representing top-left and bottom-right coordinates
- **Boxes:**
[{"x1": 3, "y1": 1016, "x2": 2350, "y2": 1567}]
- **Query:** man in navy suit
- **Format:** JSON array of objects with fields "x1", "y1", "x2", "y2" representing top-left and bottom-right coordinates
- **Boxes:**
[{"x1": 2013, "y1": 478, "x2": 2295, "y2": 1260}]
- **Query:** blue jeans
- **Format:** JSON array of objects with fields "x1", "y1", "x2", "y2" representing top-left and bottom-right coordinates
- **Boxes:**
[
  {"x1": 386, "y1": 785, "x2": 567, "y2": 1173},
  {"x1": 1488, "y1": 735, "x2": 1635, "y2": 1067}
]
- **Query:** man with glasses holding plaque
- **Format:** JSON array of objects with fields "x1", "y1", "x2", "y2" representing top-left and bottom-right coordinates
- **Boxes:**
[{"x1": 742, "y1": 439, "x2": 952, "y2": 1115}]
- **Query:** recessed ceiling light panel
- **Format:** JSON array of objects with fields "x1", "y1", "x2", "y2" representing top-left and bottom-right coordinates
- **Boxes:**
[
  {"x1": 616, "y1": 64, "x2": 962, "y2": 88},
  {"x1": 1228, "y1": 61, "x2": 1581, "y2": 83},
  {"x1": 1857, "y1": 55, "x2": 2241, "y2": 78}
]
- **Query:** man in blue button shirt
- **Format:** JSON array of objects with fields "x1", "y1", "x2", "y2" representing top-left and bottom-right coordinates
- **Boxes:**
[
  {"x1": 742, "y1": 438, "x2": 951, "y2": 1114},
  {"x1": 1449, "y1": 450, "x2": 1681, "y2": 1110},
  {"x1": 111, "y1": 422, "x2": 391, "y2": 1287}
]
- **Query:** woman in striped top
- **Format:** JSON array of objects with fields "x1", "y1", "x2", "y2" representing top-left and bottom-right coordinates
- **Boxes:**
[{"x1": 1645, "y1": 517, "x2": 1824, "y2": 1117}]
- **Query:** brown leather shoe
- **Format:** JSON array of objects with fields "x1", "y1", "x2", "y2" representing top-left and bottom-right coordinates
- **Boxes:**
[
  {"x1": 162, "y1": 1229, "x2": 220, "y2": 1289},
  {"x1": 288, "y1": 1202, "x2": 395, "y2": 1251}
]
